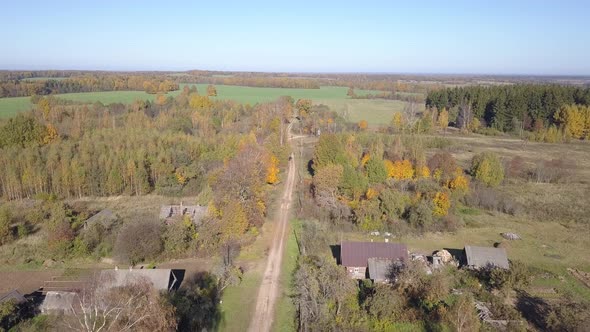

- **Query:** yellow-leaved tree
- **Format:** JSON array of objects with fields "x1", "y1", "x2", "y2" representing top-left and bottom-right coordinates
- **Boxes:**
[
  {"x1": 438, "y1": 108, "x2": 449, "y2": 132},
  {"x1": 433, "y1": 192, "x2": 451, "y2": 216},
  {"x1": 449, "y1": 168, "x2": 469, "y2": 192},
  {"x1": 388, "y1": 160, "x2": 414, "y2": 180},
  {"x1": 359, "y1": 120, "x2": 368, "y2": 131},
  {"x1": 266, "y1": 155, "x2": 280, "y2": 184},
  {"x1": 391, "y1": 112, "x2": 404, "y2": 132}
]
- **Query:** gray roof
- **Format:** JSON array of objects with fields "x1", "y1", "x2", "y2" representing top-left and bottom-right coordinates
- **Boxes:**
[
  {"x1": 341, "y1": 241, "x2": 408, "y2": 267},
  {"x1": 0, "y1": 289, "x2": 26, "y2": 304},
  {"x1": 464, "y1": 246, "x2": 509, "y2": 269},
  {"x1": 98, "y1": 269, "x2": 177, "y2": 291},
  {"x1": 84, "y1": 209, "x2": 118, "y2": 228},
  {"x1": 41, "y1": 291, "x2": 77, "y2": 313},
  {"x1": 368, "y1": 258, "x2": 395, "y2": 282},
  {"x1": 160, "y1": 205, "x2": 207, "y2": 222}
]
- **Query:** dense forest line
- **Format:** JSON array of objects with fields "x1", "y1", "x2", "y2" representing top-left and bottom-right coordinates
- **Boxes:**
[
  {"x1": 0, "y1": 75, "x2": 178, "y2": 97},
  {"x1": 425, "y1": 84, "x2": 590, "y2": 133}
]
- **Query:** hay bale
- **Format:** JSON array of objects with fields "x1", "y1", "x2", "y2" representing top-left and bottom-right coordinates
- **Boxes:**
[{"x1": 501, "y1": 232, "x2": 521, "y2": 240}]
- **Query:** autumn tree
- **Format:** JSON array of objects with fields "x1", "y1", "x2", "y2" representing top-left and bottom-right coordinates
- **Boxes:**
[
  {"x1": 64, "y1": 277, "x2": 177, "y2": 332},
  {"x1": 471, "y1": 152, "x2": 504, "y2": 187},
  {"x1": 266, "y1": 154, "x2": 280, "y2": 184},
  {"x1": 0, "y1": 206, "x2": 12, "y2": 245},
  {"x1": 391, "y1": 112, "x2": 404, "y2": 132},
  {"x1": 313, "y1": 164, "x2": 344, "y2": 198},
  {"x1": 189, "y1": 94, "x2": 214, "y2": 110},
  {"x1": 432, "y1": 191, "x2": 451, "y2": 216},
  {"x1": 438, "y1": 107, "x2": 449, "y2": 132},
  {"x1": 554, "y1": 104, "x2": 590, "y2": 139},
  {"x1": 295, "y1": 99, "x2": 312, "y2": 118},
  {"x1": 358, "y1": 120, "x2": 368, "y2": 131},
  {"x1": 428, "y1": 152, "x2": 457, "y2": 183},
  {"x1": 206, "y1": 84, "x2": 218, "y2": 97}
]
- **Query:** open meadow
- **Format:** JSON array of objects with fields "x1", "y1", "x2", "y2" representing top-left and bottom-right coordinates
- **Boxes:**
[{"x1": 0, "y1": 84, "x2": 409, "y2": 125}]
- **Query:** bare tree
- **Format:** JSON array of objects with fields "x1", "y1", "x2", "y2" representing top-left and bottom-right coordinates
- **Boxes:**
[
  {"x1": 62, "y1": 275, "x2": 176, "y2": 332},
  {"x1": 457, "y1": 100, "x2": 473, "y2": 131}
]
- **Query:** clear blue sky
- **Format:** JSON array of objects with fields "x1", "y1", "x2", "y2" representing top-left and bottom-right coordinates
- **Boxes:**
[{"x1": 1, "y1": 0, "x2": 589, "y2": 75}]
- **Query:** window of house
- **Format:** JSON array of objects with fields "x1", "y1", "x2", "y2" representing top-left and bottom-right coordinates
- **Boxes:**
[{"x1": 354, "y1": 267, "x2": 360, "y2": 273}]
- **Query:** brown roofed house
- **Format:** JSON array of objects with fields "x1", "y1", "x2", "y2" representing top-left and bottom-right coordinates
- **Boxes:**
[{"x1": 341, "y1": 241, "x2": 408, "y2": 279}]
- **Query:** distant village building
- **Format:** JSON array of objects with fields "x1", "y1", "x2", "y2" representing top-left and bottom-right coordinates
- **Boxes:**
[
  {"x1": 464, "y1": 245, "x2": 509, "y2": 269},
  {"x1": 340, "y1": 241, "x2": 408, "y2": 280},
  {"x1": 159, "y1": 202, "x2": 207, "y2": 225}
]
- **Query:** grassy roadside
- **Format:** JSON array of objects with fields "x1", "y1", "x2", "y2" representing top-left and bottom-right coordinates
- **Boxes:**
[
  {"x1": 219, "y1": 267, "x2": 263, "y2": 332},
  {"x1": 272, "y1": 219, "x2": 301, "y2": 332}
]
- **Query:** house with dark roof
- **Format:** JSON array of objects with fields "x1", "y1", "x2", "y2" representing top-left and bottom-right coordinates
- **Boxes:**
[
  {"x1": 464, "y1": 245, "x2": 509, "y2": 269},
  {"x1": 340, "y1": 241, "x2": 408, "y2": 279}
]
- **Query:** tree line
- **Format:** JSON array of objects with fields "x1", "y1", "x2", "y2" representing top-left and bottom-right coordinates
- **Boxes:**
[
  {"x1": 0, "y1": 74, "x2": 178, "y2": 97},
  {"x1": 425, "y1": 84, "x2": 590, "y2": 133}
]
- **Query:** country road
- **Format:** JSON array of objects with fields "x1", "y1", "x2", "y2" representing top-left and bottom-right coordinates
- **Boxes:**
[{"x1": 247, "y1": 126, "x2": 298, "y2": 332}]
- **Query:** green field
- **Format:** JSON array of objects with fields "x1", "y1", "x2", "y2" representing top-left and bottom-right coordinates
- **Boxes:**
[{"x1": 0, "y1": 85, "x2": 407, "y2": 124}]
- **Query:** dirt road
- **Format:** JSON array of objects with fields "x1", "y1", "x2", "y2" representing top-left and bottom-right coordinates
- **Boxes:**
[{"x1": 248, "y1": 138, "x2": 297, "y2": 332}]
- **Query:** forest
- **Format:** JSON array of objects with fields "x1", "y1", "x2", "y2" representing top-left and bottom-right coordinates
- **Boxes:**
[{"x1": 426, "y1": 84, "x2": 590, "y2": 134}]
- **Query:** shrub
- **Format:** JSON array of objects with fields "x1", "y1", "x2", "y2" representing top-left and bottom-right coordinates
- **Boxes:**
[
  {"x1": 115, "y1": 218, "x2": 164, "y2": 265},
  {"x1": 465, "y1": 183, "x2": 520, "y2": 215},
  {"x1": 406, "y1": 201, "x2": 434, "y2": 229},
  {"x1": 470, "y1": 152, "x2": 504, "y2": 187},
  {"x1": 0, "y1": 207, "x2": 12, "y2": 245}
]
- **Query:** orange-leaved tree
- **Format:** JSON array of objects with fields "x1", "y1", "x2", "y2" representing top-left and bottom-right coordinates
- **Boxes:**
[{"x1": 266, "y1": 155, "x2": 280, "y2": 184}]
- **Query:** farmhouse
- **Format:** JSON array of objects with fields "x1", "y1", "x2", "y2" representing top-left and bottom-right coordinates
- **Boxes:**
[
  {"x1": 98, "y1": 268, "x2": 181, "y2": 292},
  {"x1": 464, "y1": 245, "x2": 509, "y2": 269},
  {"x1": 340, "y1": 241, "x2": 408, "y2": 279},
  {"x1": 159, "y1": 202, "x2": 207, "y2": 225}
]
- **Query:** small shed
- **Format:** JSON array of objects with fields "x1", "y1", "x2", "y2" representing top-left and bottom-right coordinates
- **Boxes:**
[
  {"x1": 40, "y1": 291, "x2": 77, "y2": 314},
  {"x1": 464, "y1": 246, "x2": 509, "y2": 269},
  {"x1": 83, "y1": 209, "x2": 118, "y2": 230},
  {"x1": 0, "y1": 289, "x2": 26, "y2": 305},
  {"x1": 98, "y1": 269, "x2": 180, "y2": 292}
]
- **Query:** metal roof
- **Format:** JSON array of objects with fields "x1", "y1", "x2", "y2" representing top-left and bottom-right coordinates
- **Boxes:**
[
  {"x1": 40, "y1": 291, "x2": 77, "y2": 313},
  {"x1": 341, "y1": 241, "x2": 408, "y2": 267},
  {"x1": 98, "y1": 269, "x2": 177, "y2": 291},
  {"x1": 367, "y1": 258, "x2": 395, "y2": 281},
  {"x1": 464, "y1": 246, "x2": 509, "y2": 269},
  {"x1": 0, "y1": 289, "x2": 26, "y2": 304}
]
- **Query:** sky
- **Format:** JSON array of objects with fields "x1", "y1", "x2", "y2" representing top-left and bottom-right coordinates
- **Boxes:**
[{"x1": 1, "y1": 0, "x2": 589, "y2": 75}]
